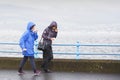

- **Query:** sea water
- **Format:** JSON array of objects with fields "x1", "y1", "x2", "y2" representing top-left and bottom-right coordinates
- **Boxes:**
[{"x1": 0, "y1": 0, "x2": 120, "y2": 60}]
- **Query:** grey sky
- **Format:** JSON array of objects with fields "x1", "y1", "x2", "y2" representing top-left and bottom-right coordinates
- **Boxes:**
[{"x1": 0, "y1": 0, "x2": 120, "y2": 31}]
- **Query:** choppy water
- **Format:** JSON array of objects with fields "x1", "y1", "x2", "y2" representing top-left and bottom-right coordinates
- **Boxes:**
[{"x1": 0, "y1": 0, "x2": 120, "y2": 59}]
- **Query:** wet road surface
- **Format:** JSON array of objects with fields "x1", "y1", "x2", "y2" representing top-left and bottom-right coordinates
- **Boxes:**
[{"x1": 0, "y1": 70, "x2": 120, "y2": 80}]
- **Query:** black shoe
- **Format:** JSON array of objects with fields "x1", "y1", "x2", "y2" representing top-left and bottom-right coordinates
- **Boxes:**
[
  {"x1": 18, "y1": 70, "x2": 25, "y2": 75},
  {"x1": 44, "y1": 69, "x2": 52, "y2": 73}
]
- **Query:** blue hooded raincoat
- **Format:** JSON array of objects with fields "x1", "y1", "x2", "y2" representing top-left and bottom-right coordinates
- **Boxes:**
[{"x1": 19, "y1": 22, "x2": 38, "y2": 56}]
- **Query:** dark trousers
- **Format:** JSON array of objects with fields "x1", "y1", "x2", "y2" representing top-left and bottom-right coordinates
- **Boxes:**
[
  {"x1": 18, "y1": 56, "x2": 37, "y2": 73},
  {"x1": 42, "y1": 46, "x2": 53, "y2": 70}
]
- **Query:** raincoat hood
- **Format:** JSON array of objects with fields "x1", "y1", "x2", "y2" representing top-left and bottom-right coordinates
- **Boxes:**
[
  {"x1": 27, "y1": 22, "x2": 35, "y2": 31},
  {"x1": 48, "y1": 21, "x2": 57, "y2": 29}
]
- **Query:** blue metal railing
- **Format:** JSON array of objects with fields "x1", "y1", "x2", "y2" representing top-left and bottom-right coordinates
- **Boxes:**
[{"x1": 0, "y1": 42, "x2": 120, "y2": 59}]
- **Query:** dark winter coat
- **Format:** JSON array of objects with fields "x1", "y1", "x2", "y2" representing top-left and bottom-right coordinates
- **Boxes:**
[{"x1": 42, "y1": 21, "x2": 58, "y2": 46}]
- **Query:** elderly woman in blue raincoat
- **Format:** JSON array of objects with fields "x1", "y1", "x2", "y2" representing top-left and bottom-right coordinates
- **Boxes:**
[{"x1": 18, "y1": 22, "x2": 40, "y2": 75}]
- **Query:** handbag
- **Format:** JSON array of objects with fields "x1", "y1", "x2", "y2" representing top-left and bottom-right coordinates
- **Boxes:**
[{"x1": 37, "y1": 37, "x2": 46, "y2": 51}]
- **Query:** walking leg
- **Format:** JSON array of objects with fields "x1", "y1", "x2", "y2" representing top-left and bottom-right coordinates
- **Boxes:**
[
  {"x1": 29, "y1": 56, "x2": 37, "y2": 73},
  {"x1": 18, "y1": 56, "x2": 28, "y2": 72}
]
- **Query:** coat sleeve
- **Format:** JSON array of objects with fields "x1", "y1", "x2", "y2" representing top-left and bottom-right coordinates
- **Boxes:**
[
  {"x1": 33, "y1": 32, "x2": 38, "y2": 40},
  {"x1": 54, "y1": 32, "x2": 58, "y2": 38},
  {"x1": 42, "y1": 29, "x2": 50, "y2": 40},
  {"x1": 19, "y1": 32, "x2": 29, "y2": 49}
]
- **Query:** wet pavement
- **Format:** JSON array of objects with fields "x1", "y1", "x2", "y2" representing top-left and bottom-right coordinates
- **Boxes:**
[{"x1": 0, "y1": 70, "x2": 120, "y2": 80}]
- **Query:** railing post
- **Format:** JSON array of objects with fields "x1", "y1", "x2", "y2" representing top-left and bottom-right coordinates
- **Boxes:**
[
  {"x1": 76, "y1": 41, "x2": 80, "y2": 60},
  {"x1": 34, "y1": 40, "x2": 39, "y2": 58}
]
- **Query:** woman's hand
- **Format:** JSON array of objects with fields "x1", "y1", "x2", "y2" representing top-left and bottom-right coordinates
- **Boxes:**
[
  {"x1": 55, "y1": 29, "x2": 58, "y2": 32},
  {"x1": 22, "y1": 48, "x2": 27, "y2": 51},
  {"x1": 50, "y1": 38, "x2": 55, "y2": 41},
  {"x1": 33, "y1": 29, "x2": 38, "y2": 33}
]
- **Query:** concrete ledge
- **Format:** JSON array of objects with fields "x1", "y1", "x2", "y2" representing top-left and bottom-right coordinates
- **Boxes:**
[{"x1": 0, "y1": 57, "x2": 120, "y2": 73}]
